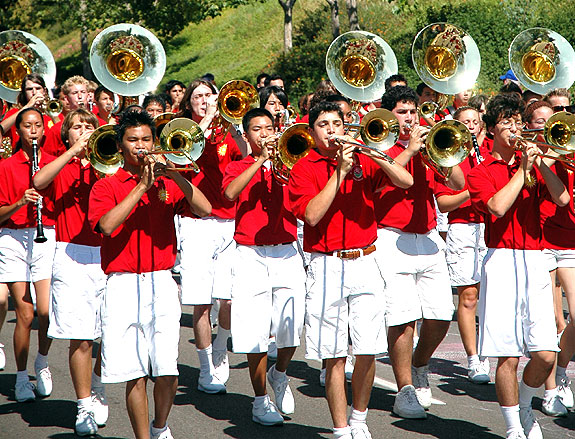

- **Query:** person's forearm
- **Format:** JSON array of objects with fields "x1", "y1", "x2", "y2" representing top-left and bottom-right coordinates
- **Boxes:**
[
  {"x1": 436, "y1": 191, "x2": 470, "y2": 213},
  {"x1": 0, "y1": 201, "x2": 24, "y2": 225},
  {"x1": 537, "y1": 162, "x2": 569, "y2": 206},
  {"x1": 305, "y1": 169, "x2": 346, "y2": 227},
  {"x1": 446, "y1": 165, "x2": 465, "y2": 190},
  {"x1": 98, "y1": 184, "x2": 146, "y2": 236},
  {"x1": 486, "y1": 170, "x2": 525, "y2": 218},
  {"x1": 34, "y1": 149, "x2": 75, "y2": 190},
  {"x1": 169, "y1": 173, "x2": 212, "y2": 217},
  {"x1": 224, "y1": 159, "x2": 264, "y2": 201},
  {"x1": 371, "y1": 157, "x2": 413, "y2": 189}
]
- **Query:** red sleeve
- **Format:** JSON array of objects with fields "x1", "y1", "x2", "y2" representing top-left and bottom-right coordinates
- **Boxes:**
[
  {"x1": 467, "y1": 165, "x2": 494, "y2": 215},
  {"x1": 221, "y1": 159, "x2": 245, "y2": 192},
  {"x1": 43, "y1": 123, "x2": 66, "y2": 157},
  {"x1": 88, "y1": 178, "x2": 116, "y2": 234},
  {"x1": 433, "y1": 178, "x2": 454, "y2": 198},
  {"x1": 287, "y1": 160, "x2": 316, "y2": 221},
  {"x1": 166, "y1": 179, "x2": 195, "y2": 217}
]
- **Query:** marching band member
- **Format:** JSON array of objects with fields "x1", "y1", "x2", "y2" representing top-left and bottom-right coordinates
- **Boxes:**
[
  {"x1": 222, "y1": 108, "x2": 305, "y2": 425},
  {"x1": 543, "y1": 88, "x2": 571, "y2": 112},
  {"x1": 435, "y1": 106, "x2": 490, "y2": 384},
  {"x1": 93, "y1": 86, "x2": 115, "y2": 125},
  {"x1": 88, "y1": 110, "x2": 211, "y2": 439},
  {"x1": 143, "y1": 95, "x2": 168, "y2": 118},
  {"x1": 33, "y1": 108, "x2": 108, "y2": 435},
  {"x1": 163, "y1": 80, "x2": 186, "y2": 114},
  {"x1": 288, "y1": 101, "x2": 413, "y2": 439},
  {"x1": 467, "y1": 93, "x2": 568, "y2": 439},
  {"x1": 375, "y1": 86, "x2": 464, "y2": 419},
  {"x1": 178, "y1": 79, "x2": 244, "y2": 394},
  {"x1": 0, "y1": 108, "x2": 57, "y2": 402}
]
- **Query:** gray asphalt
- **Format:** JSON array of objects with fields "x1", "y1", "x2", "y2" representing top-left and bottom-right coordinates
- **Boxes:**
[{"x1": 0, "y1": 296, "x2": 574, "y2": 438}]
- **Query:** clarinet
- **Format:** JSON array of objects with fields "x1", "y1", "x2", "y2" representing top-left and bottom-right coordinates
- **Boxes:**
[
  {"x1": 471, "y1": 134, "x2": 483, "y2": 164},
  {"x1": 31, "y1": 139, "x2": 47, "y2": 243}
]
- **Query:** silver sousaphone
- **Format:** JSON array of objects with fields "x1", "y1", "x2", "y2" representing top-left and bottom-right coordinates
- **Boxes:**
[
  {"x1": 0, "y1": 30, "x2": 56, "y2": 103},
  {"x1": 509, "y1": 28, "x2": 575, "y2": 95},
  {"x1": 90, "y1": 23, "x2": 166, "y2": 97}
]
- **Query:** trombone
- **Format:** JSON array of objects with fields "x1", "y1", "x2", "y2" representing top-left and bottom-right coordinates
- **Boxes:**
[
  {"x1": 88, "y1": 124, "x2": 124, "y2": 177},
  {"x1": 520, "y1": 111, "x2": 575, "y2": 153},
  {"x1": 343, "y1": 108, "x2": 400, "y2": 156}
]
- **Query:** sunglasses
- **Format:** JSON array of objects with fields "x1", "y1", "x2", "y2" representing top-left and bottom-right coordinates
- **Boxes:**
[{"x1": 552, "y1": 105, "x2": 575, "y2": 113}]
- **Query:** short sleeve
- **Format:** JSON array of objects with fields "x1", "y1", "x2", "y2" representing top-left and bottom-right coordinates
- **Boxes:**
[
  {"x1": 88, "y1": 178, "x2": 116, "y2": 234},
  {"x1": 467, "y1": 165, "x2": 495, "y2": 215},
  {"x1": 288, "y1": 159, "x2": 317, "y2": 221}
]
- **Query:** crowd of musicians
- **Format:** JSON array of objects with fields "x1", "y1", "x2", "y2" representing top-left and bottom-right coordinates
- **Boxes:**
[{"x1": 0, "y1": 25, "x2": 575, "y2": 439}]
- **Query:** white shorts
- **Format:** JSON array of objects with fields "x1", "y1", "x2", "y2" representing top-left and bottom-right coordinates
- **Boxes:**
[
  {"x1": 231, "y1": 243, "x2": 305, "y2": 353},
  {"x1": 445, "y1": 222, "x2": 487, "y2": 286},
  {"x1": 435, "y1": 198, "x2": 448, "y2": 233},
  {"x1": 478, "y1": 248, "x2": 558, "y2": 357},
  {"x1": 305, "y1": 252, "x2": 387, "y2": 360},
  {"x1": 376, "y1": 227, "x2": 454, "y2": 327},
  {"x1": 296, "y1": 219, "x2": 311, "y2": 269},
  {"x1": 179, "y1": 217, "x2": 235, "y2": 304},
  {"x1": 543, "y1": 248, "x2": 575, "y2": 271},
  {"x1": 0, "y1": 226, "x2": 56, "y2": 282},
  {"x1": 48, "y1": 242, "x2": 106, "y2": 340},
  {"x1": 101, "y1": 270, "x2": 181, "y2": 383}
]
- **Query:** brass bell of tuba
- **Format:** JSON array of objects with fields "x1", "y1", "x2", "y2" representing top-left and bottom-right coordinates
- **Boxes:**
[
  {"x1": 326, "y1": 31, "x2": 397, "y2": 103},
  {"x1": 509, "y1": 28, "x2": 575, "y2": 94},
  {"x1": 421, "y1": 119, "x2": 473, "y2": 178},
  {"x1": 158, "y1": 117, "x2": 205, "y2": 173},
  {"x1": 272, "y1": 123, "x2": 314, "y2": 184},
  {"x1": 88, "y1": 124, "x2": 124, "y2": 177},
  {"x1": 0, "y1": 30, "x2": 56, "y2": 104},
  {"x1": 90, "y1": 24, "x2": 166, "y2": 98}
]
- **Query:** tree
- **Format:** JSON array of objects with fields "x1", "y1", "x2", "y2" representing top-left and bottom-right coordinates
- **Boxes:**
[
  {"x1": 326, "y1": 0, "x2": 340, "y2": 40},
  {"x1": 278, "y1": 0, "x2": 297, "y2": 53},
  {"x1": 345, "y1": 0, "x2": 359, "y2": 31}
]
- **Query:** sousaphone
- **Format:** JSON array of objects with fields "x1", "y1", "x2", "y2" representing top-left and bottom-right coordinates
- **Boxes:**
[
  {"x1": 509, "y1": 28, "x2": 575, "y2": 95},
  {"x1": 90, "y1": 23, "x2": 166, "y2": 97},
  {"x1": 0, "y1": 30, "x2": 56, "y2": 103},
  {"x1": 326, "y1": 31, "x2": 397, "y2": 103}
]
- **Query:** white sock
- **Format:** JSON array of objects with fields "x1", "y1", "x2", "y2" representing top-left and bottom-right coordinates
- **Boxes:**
[
  {"x1": 544, "y1": 387, "x2": 558, "y2": 400},
  {"x1": 77, "y1": 396, "x2": 92, "y2": 410},
  {"x1": 91, "y1": 372, "x2": 103, "y2": 390},
  {"x1": 253, "y1": 394, "x2": 269, "y2": 408},
  {"x1": 349, "y1": 407, "x2": 368, "y2": 425},
  {"x1": 16, "y1": 370, "x2": 29, "y2": 383},
  {"x1": 556, "y1": 366, "x2": 567, "y2": 379},
  {"x1": 35, "y1": 353, "x2": 48, "y2": 370},
  {"x1": 271, "y1": 365, "x2": 286, "y2": 381},
  {"x1": 150, "y1": 421, "x2": 167, "y2": 435},
  {"x1": 519, "y1": 380, "x2": 538, "y2": 408},
  {"x1": 213, "y1": 327, "x2": 230, "y2": 352},
  {"x1": 501, "y1": 405, "x2": 522, "y2": 435},
  {"x1": 333, "y1": 426, "x2": 352, "y2": 438},
  {"x1": 197, "y1": 345, "x2": 214, "y2": 375},
  {"x1": 468, "y1": 354, "x2": 480, "y2": 368}
]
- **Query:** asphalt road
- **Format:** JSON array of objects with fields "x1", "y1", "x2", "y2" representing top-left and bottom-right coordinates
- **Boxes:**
[{"x1": 0, "y1": 297, "x2": 574, "y2": 438}]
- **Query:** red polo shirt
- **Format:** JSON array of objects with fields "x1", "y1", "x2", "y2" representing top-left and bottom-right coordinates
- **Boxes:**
[
  {"x1": 184, "y1": 131, "x2": 242, "y2": 219},
  {"x1": 540, "y1": 162, "x2": 575, "y2": 249},
  {"x1": 0, "y1": 149, "x2": 56, "y2": 228},
  {"x1": 88, "y1": 168, "x2": 193, "y2": 274},
  {"x1": 434, "y1": 142, "x2": 490, "y2": 224},
  {"x1": 222, "y1": 156, "x2": 297, "y2": 245},
  {"x1": 288, "y1": 149, "x2": 388, "y2": 253},
  {"x1": 374, "y1": 142, "x2": 438, "y2": 234},
  {"x1": 47, "y1": 159, "x2": 102, "y2": 247},
  {"x1": 468, "y1": 153, "x2": 542, "y2": 250}
]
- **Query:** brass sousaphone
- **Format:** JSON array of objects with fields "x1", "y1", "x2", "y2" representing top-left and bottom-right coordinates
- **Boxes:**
[
  {"x1": 509, "y1": 28, "x2": 575, "y2": 95},
  {"x1": 0, "y1": 30, "x2": 56, "y2": 104},
  {"x1": 90, "y1": 23, "x2": 166, "y2": 101}
]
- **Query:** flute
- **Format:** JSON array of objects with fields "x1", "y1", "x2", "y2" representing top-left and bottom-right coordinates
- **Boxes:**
[{"x1": 31, "y1": 139, "x2": 47, "y2": 243}]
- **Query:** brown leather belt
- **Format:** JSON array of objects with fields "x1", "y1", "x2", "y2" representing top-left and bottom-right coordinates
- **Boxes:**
[{"x1": 327, "y1": 244, "x2": 376, "y2": 259}]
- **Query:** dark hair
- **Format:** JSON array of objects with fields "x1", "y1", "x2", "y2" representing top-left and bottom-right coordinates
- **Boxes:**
[
  {"x1": 158, "y1": 93, "x2": 173, "y2": 107},
  {"x1": 180, "y1": 79, "x2": 217, "y2": 117},
  {"x1": 14, "y1": 107, "x2": 44, "y2": 152},
  {"x1": 483, "y1": 93, "x2": 525, "y2": 130},
  {"x1": 164, "y1": 80, "x2": 185, "y2": 93},
  {"x1": 264, "y1": 74, "x2": 284, "y2": 87},
  {"x1": 415, "y1": 82, "x2": 433, "y2": 97},
  {"x1": 17, "y1": 73, "x2": 48, "y2": 107},
  {"x1": 298, "y1": 92, "x2": 314, "y2": 116},
  {"x1": 469, "y1": 94, "x2": 489, "y2": 111},
  {"x1": 499, "y1": 82, "x2": 522, "y2": 96},
  {"x1": 256, "y1": 73, "x2": 270, "y2": 88},
  {"x1": 94, "y1": 85, "x2": 113, "y2": 102},
  {"x1": 524, "y1": 100, "x2": 552, "y2": 123},
  {"x1": 115, "y1": 109, "x2": 155, "y2": 144},
  {"x1": 142, "y1": 94, "x2": 167, "y2": 112},
  {"x1": 242, "y1": 108, "x2": 274, "y2": 132},
  {"x1": 315, "y1": 79, "x2": 338, "y2": 95},
  {"x1": 381, "y1": 86, "x2": 419, "y2": 111},
  {"x1": 453, "y1": 106, "x2": 479, "y2": 122},
  {"x1": 61, "y1": 108, "x2": 99, "y2": 145},
  {"x1": 201, "y1": 73, "x2": 215, "y2": 82},
  {"x1": 259, "y1": 86, "x2": 288, "y2": 109},
  {"x1": 385, "y1": 74, "x2": 407, "y2": 92},
  {"x1": 324, "y1": 94, "x2": 350, "y2": 105},
  {"x1": 522, "y1": 90, "x2": 541, "y2": 104},
  {"x1": 309, "y1": 101, "x2": 344, "y2": 128}
]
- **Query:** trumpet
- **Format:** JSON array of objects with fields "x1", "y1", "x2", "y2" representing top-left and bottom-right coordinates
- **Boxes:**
[
  {"x1": 43, "y1": 98, "x2": 62, "y2": 117},
  {"x1": 270, "y1": 123, "x2": 314, "y2": 184}
]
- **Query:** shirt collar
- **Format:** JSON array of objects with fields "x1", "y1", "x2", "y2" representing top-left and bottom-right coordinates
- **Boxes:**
[
  {"x1": 115, "y1": 167, "x2": 138, "y2": 183},
  {"x1": 307, "y1": 148, "x2": 336, "y2": 163}
]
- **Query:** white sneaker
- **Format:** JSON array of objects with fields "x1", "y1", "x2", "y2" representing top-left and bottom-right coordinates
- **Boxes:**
[
  {"x1": 75, "y1": 406, "x2": 98, "y2": 436},
  {"x1": 252, "y1": 397, "x2": 284, "y2": 426},
  {"x1": 519, "y1": 406, "x2": 543, "y2": 439},
  {"x1": 213, "y1": 349, "x2": 230, "y2": 384},
  {"x1": 468, "y1": 360, "x2": 490, "y2": 384},
  {"x1": 91, "y1": 388, "x2": 109, "y2": 426},
  {"x1": 350, "y1": 423, "x2": 372, "y2": 439},
  {"x1": 0, "y1": 343, "x2": 5, "y2": 370},
  {"x1": 319, "y1": 368, "x2": 326, "y2": 387},
  {"x1": 267, "y1": 341, "x2": 278, "y2": 360},
  {"x1": 345, "y1": 355, "x2": 354, "y2": 382},
  {"x1": 198, "y1": 371, "x2": 226, "y2": 394},
  {"x1": 542, "y1": 393, "x2": 568, "y2": 417},
  {"x1": 15, "y1": 380, "x2": 36, "y2": 402},
  {"x1": 150, "y1": 421, "x2": 174, "y2": 439},
  {"x1": 412, "y1": 365, "x2": 432, "y2": 409},
  {"x1": 392, "y1": 385, "x2": 426, "y2": 419},
  {"x1": 557, "y1": 375, "x2": 574, "y2": 409},
  {"x1": 267, "y1": 366, "x2": 295, "y2": 415},
  {"x1": 507, "y1": 430, "x2": 527, "y2": 439},
  {"x1": 35, "y1": 366, "x2": 52, "y2": 397}
]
